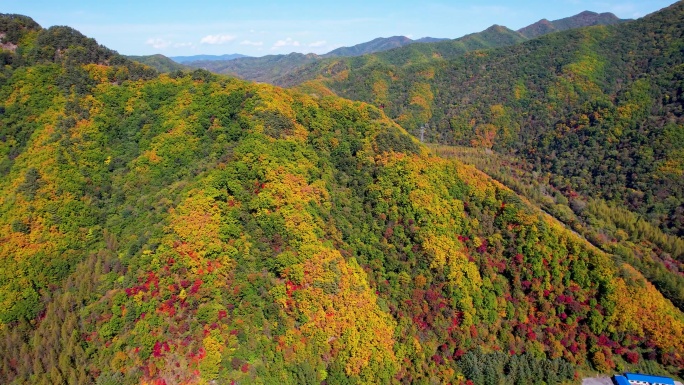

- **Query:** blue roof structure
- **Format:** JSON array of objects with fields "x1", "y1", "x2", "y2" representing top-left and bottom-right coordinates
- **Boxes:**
[
  {"x1": 613, "y1": 375, "x2": 630, "y2": 385},
  {"x1": 624, "y1": 372, "x2": 675, "y2": 385}
]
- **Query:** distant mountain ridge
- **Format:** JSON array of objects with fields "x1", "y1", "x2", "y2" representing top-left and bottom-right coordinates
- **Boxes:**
[
  {"x1": 127, "y1": 53, "x2": 187, "y2": 72},
  {"x1": 176, "y1": 35, "x2": 448, "y2": 71},
  {"x1": 142, "y1": 10, "x2": 630, "y2": 74},
  {"x1": 322, "y1": 35, "x2": 448, "y2": 57},
  {"x1": 272, "y1": 24, "x2": 527, "y2": 87},
  {"x1": 518, "y1": 10, "x2": 628, "y2": 38},
  {"x1": 414, "y1": 37, "x2": 449, "y2": 43},
  {"x1": 182, "y1": 9, "x2": 627, "y2": 84},
  {"x1": 188, "y1": 52, "x2": 320, "y2": 84},
  {"x1": 185, "y1": 26, "x2": 524, "y2": 83},
  {"x1": 170, "y1": 53, "x2": 250, "y2": 63}
]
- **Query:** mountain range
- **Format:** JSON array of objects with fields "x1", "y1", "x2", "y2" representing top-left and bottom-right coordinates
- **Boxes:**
[
  {"x1": 129, "y1": 10, "x2": 627, "y2": 83},
  {"x1": 156, "y1": 37, "x2": 448, "y2": 66},
  {"x1": 1, "y1": 3, "x2": 683, "y2": 385},
  {"x1": 168, "y1": 10, "x2": 625, "y2": 66},
  {"x1": 158, "y1": 10, "x2": 629, "y2": 83},
  {"x1": 183, "y1": 25, "x2": 526, "y2": 84}
]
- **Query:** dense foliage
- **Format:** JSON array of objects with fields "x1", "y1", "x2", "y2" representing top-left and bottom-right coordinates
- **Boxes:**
[
  {"x1": 433, "y1": 145, "x2": 684, "y2": 311},
  {"x1": 1, "y1": 12, "x2": 683, "y2": 385}
]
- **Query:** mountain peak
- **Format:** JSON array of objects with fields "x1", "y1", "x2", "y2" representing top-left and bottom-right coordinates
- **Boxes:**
[
  {"x1": 415, "y1": 37, "x2": 449, "y2": 43},
  {"x1": 485, "y1": 24, "x2": 513, "y2": 33},
  {"x1": 322, "y1": 35, "x2": 415, "y2": 57},
  {"x1": 576, "y1": 10, "x2": 599, "y2": 16},
  {"x1": 518, "y1": 10, "x2": 627, "y2": 38}
]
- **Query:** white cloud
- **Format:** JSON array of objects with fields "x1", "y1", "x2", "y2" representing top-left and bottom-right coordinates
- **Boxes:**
[
  {"x1": 240, "y1": 40, "x2": 263, "y2": 46},
  {"x1": 200, "y1": 34, "x2": 236, "y2": 45},
  {"x1": 308, "y1": 40, "x2": 326, "y2": 47},
  {"x1": 272, "y1": 37, "x2": 300, "y2": 49},
  {"x1": 145, "y1": 38, "x2": 172, "y2": 49}
]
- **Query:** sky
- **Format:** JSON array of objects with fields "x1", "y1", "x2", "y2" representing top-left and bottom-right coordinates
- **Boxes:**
[{"x1": 2, "y1": 0, "x2": 676, "y2": 57}]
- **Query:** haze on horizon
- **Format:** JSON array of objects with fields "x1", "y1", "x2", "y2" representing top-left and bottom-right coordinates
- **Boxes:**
[{"x1": 2, "y1": 0, "x2": 676, "y2": 57}]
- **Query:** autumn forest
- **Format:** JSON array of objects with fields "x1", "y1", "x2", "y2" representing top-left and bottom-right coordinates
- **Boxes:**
[{"x1": 0, "y1": 2, "x2": 683, "y2": 385}]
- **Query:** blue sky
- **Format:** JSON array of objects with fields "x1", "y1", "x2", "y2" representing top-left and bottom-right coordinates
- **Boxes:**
[{"x1": 2, "y1": 0, "x2": 676, "y2": 57}]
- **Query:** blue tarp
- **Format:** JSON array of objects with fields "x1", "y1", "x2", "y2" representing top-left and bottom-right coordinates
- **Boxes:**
[
  {"x1": 624, "y1": 372, "x2": 675, "y2": 385},
  {"x1": 613, "y1": 375, "x2": 630, "y2": 385}
]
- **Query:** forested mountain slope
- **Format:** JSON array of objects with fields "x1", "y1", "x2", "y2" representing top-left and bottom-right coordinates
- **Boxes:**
[
  {"x1": 0, "y1": 13, "x2": 683, "y2": 385},
  {"x1": 432, "y1": 144, "x2": 684, "y2": 317},
  {"x1": 290, "y1": 2, "x2": 684, "y2": 241},
  {"x1": 289, "y1": 1, "x2": 684, "y2": 317}
]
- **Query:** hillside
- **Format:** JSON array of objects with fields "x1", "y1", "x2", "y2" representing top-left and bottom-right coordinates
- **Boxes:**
[
  {"x1": 1, "y1": 12, "x2": 683, "y2": 385},
  {"x1": 518, "y1": 11, "x2": 628, "y2": 38},
  {"x1": 431, "y1": 144, "x2": 684, "y2": 312}
]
